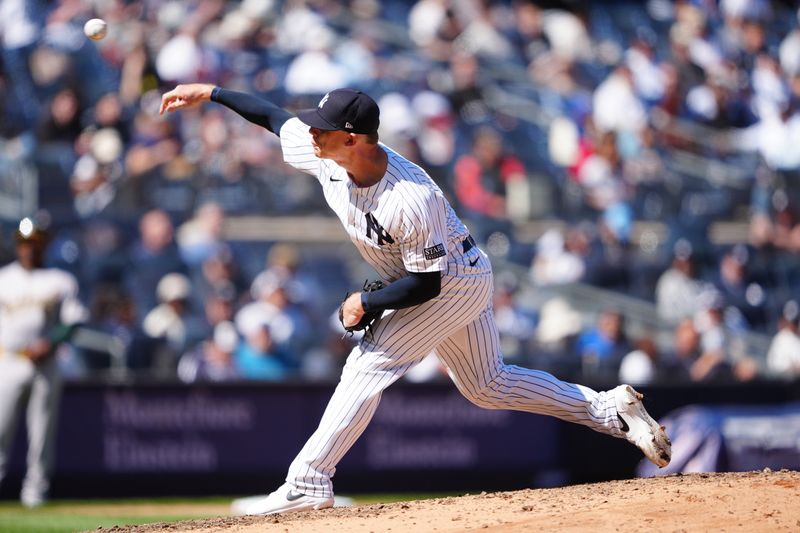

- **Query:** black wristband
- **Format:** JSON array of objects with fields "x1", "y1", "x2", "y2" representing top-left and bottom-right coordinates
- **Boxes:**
[
  {"x1": 361, "y1": 291, "x2": 373, "y2": 313},
  {"x1": 210, "y1": 86, "x2": 221, "y2": 102}
]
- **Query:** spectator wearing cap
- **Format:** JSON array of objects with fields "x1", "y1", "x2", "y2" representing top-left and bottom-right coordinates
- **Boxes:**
[
  {"x1": 142, "y1": 272, "x2": 197, "y2": 376},
  {"x1": 234, "y1": 319, "x2": 290, "y2": 381},
  {"x1": 247, "y1": 243, "x2": 323, "y2": 344},
  {"x1": 235, "y1": 269, "x2": 312, "y2": 369},
  {"x1": 177, "y1": 321, "x2": 241, "y2": 383},
  {"x1": 655, "y1": 239, "x2": 709, "y2": 324},
  {"x1": 766, "y1": 300, "x2": 800, "y2": 379},
  {"x1": 68, "y1": 127, "x2": 125, "y2": 219},
  {"x1": 251, "y1": 243, "x2": 323, "y2": 313}
]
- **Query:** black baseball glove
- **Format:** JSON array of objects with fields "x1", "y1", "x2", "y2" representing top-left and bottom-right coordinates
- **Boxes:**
[{"x1": 339, "y1": 279, "x2": 385, "y2": 335}]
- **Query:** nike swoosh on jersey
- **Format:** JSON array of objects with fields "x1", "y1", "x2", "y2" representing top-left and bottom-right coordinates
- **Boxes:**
[
  {"x1": 330, "y1": 177, "x2": 342, "y2": 182},
  {"x1": 469, "y1": 256, "x2": 479, "y2": 266}
]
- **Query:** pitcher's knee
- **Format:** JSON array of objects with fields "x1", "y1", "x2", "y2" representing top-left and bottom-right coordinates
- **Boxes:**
[{"x1": 462, "y1": 386, "x2": 504, "y2": 410}]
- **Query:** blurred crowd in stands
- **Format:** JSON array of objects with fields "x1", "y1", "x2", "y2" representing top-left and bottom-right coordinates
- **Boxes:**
[{"x1": 1, "y1": 0, "x2": 800, "y2": 385}]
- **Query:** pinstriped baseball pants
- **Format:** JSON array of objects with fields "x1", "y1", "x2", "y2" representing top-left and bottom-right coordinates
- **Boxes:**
[{"x1": 287, "y1": 258, "x2": 625, "y2": 498}]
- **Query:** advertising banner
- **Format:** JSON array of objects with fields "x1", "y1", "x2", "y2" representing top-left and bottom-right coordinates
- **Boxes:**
[{"x1": 9, "y1": 383, "x2": 558, "y2": 483}]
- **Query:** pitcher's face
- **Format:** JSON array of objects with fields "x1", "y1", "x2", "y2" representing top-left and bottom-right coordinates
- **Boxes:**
[{"x1": 309, "y1": 127, "x2": 351, "y2": 159}]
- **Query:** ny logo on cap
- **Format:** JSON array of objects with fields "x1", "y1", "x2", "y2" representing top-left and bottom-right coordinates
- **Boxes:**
[{"x1": 318, "y1": 93, "x2": 330, "y2": 109}]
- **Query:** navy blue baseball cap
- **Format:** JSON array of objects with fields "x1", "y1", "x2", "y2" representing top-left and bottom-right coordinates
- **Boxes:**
[{"x1": 297, "y1": 89, "x2": 380, "y2": 134}]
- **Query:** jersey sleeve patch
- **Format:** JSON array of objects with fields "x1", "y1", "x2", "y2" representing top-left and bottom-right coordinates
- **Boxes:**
[{"x1": 423, "y1": 243, "x2": 446, "y2": 260}]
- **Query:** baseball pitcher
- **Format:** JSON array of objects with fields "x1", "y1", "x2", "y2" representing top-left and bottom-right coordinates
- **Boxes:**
[{"x1": 160, "y1": 85, "x2": 672, "y2": 515}]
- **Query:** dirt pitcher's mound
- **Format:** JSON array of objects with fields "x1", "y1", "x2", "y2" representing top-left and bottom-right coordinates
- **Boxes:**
[{"x1": 107, "y1": 470, "x2": 800, "y2": 532}]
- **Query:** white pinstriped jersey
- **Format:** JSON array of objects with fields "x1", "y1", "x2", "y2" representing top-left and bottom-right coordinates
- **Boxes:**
[
  {"x1": 280, "y1": 118, "x2": 470, "y2": 282},
  {"x1": 269, "y1": 121, "x2": 635, "y2": 504}
]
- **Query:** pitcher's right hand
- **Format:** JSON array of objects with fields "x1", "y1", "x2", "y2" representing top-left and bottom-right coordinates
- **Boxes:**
[{"x1": 159, "y1": 83, "x2": 215, "y2": 114}]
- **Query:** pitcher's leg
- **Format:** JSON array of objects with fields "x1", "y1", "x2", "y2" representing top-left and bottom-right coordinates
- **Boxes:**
[
  {"x1": 286, "y1": 346, "x2": 417, "y2": 498},
  {"x1": 236, "y1": 274, "x2": 497, "y2": 515},
  {"x1": 286, "y1": 279, "x2": 493, "y2": 499},
  {"x1": 435, "y1": 308, "x2": 624, "y2": 436}
]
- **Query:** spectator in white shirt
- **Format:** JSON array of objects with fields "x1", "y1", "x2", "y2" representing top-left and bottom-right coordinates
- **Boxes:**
[
  {"x1": 766, "y1": 300, "x2": 800, "y2": 379},
  {"x1": 655, "y1": 239, "x2": 708, "y2": 324}
]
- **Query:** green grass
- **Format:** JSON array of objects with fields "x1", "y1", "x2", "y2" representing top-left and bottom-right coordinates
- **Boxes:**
[
  {"x1": 0, "y1": 493, "x2": 458, "y2": 533},
  {"x1": 0, "y1": 497, "x2": 229, "y2": 533},
  {"x1": 0, "y1": 511, "x2": 192, "y2": 533}
]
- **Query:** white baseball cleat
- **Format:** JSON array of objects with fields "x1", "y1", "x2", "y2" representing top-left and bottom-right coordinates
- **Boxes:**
[
  {"x1": 230, "y1": 483, "x2": 334, "y2": 516},
  {"x1": 20, "y1": 492, "x2": 45, "y2": 509},
  {"x1": 614, "y1": 384, "x2": 672, "y2": 468}
]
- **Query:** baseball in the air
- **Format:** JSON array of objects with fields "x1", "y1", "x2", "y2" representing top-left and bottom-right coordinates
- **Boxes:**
[{"x1": 83, "y1": 18, "x2": 108, "y2": 41}]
